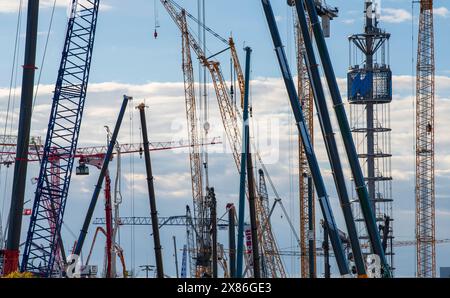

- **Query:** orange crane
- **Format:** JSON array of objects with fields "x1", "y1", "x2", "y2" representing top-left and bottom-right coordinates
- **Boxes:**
[
  {"x1": 229, "y1": 37, "x2": 245, "y2": 109},
  {"x1": 160, "y1": 0, "x2": 286, "y2": 278},
  {"x1": 415, "y1": 0, "x2": 436, "y2": 278},
  {"x1": 292, "y1": 4, "x2": 316, "y2": 278},
  {"x1": 84, "y1": 226, "x2": 128, "y2": 278},
  {"x1": 180, "y1": 11, "x2": 209, "y2": 277}
]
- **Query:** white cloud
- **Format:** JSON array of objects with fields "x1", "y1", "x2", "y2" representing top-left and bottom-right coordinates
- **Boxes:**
[
  {"x1": 0, "y1": 0, "x2": 18, "y2": 13},
  {"x1": 342, "y1": 19, "x2": 356, "y2": 25},
  {"x1": 0, "y1": 0, "x2": 112, "y2": 14},
  {"x1": 0, "y1": 0, "x2": 68, "y2": 13},
  {"x1": 2, "y1": 74, "x2": 450, "y2": 276},
  {"x1": 434, "y1": 6, "x2": 449, "y2": 18},
  {"x1": 380, "y1": 8, "x2": 412, "y2": 23}
]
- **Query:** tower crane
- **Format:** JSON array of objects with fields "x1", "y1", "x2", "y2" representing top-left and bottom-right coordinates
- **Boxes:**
[
  {"x1": 293, "y1": 8, "x2": 317, "y2": 278},
  {"x1": 415, "y1": 0, "x2": 436, "y2": 278},
  {"x1": 160, "y1": 0, "x2": 286, "y2": 278},
  {"x1": 1, "y1": 138, "x2": 221, "y2": 167}
]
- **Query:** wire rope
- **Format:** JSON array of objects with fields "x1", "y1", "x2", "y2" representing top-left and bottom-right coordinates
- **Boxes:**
[
  {"x1": 32, "y1": 0, "x2": 57, "y2": 112},
  {"x1": 1, "y1": 0, "x2": 24, "y2": 245}
]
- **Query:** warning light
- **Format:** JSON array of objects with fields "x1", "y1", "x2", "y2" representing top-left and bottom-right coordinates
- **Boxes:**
[{"x1": 23, "y1": 209, "x2": 32, "y2": 216}]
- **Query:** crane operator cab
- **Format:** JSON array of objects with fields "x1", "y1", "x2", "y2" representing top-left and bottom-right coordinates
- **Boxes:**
[{"x1": 76, "y1": 162, "x2": 90, "y2": 176}]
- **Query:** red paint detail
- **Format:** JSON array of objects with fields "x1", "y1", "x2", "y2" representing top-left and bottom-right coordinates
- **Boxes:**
[
  {"x1": 3, "y1": 249, "x2": 19, "y2": 275},
  {"x1": 104, "y1": 172, "x2": 113, "y2": 278},
  {"x1": 22, "y1": 65, "x2": 38, "y2": 70}
]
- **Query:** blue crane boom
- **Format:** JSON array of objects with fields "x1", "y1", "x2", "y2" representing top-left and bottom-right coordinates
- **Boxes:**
[
  {"x1": 72, "y1": 96, "x2": 131, "y2": 259},
  {"x1": 260, "y1": 0, "x2": 349, "y2": 276},
  {"x1": 299, "y1": 0, "x2": 391, "y2": 277},
  {"x1": 21, "y1": 0, "x2": 100, "y2": 276},
  {"x1": 292, "y1": 0, "x2": 367, "y2": 277}
]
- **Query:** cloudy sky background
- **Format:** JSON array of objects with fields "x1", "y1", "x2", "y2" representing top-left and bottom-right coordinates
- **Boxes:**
[{"x1": 1, "y1": 0, "x2": 450, "y2": 277}]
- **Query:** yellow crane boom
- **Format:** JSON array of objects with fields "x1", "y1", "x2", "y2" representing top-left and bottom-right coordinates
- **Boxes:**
[
  {"x1": 160, "y1": 0, "x2": 286, "y2": 277},
  {"x1": 294, "y1": 12, "x2": 316, "y2": 278}
]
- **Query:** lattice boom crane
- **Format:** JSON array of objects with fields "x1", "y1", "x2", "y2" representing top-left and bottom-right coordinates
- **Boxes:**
[
  {"x1": 20, "y1": 0, "x2": 101, "y2": 277},
  {"x1": 415, "y1": 0, "x2": 436, "y2": 278},
  {"x1": 160, "y1": 0, "x2": 286, "y2": 278}
]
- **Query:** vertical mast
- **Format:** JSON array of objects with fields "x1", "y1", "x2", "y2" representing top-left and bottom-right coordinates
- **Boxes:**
[
  {"x1": 290, "y1": 0, "x2": 316, "y2": 278},
  {"x1": 347, "y1": 0, "x2": 394, "y2": 275},
  {"x1": 415, "y1": 0, "x2": 435, "y2": 278},
  {"x1": 4, "y1": 0, "x2": 39, "y2": 275},
  {"x1": 137, "y1": 103, "x2": 165, "y2": 278}
]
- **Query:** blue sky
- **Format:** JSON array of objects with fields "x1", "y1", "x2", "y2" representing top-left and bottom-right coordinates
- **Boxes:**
[
  {"x1": 1, "y1": 0, "x2": 450, "y2": 85},
  {"x1": 1, "y1": 0, "x2": 450, "y2": 278}
]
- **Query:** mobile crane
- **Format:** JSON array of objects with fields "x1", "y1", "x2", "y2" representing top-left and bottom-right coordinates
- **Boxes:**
[
  {"x1": 261, "y1": 0, "x2": 350, "y2": 276},
  {"x1": 69, "y1": 95, "x2": 131, "y2": 276},
  {"x1": 21, "y1": 0, "x2": 101, "y2": 277},
  {"x1": 161, "y1": 0, "x2": 285, "y2": 278},
  {"x1": 298, "y1": 0, "x2": 391, "y2": 277}
]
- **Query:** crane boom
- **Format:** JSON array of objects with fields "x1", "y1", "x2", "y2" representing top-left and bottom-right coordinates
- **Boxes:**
[
  {"x1": 160, "y1": 0, "x2": 285, "y2": 278},
  {"x1": 0, "y1": 138, "x2": 221, "y2": 166},
  {"x1": 292, "y1": 5, "x2": 316, "y2": 278},
  {"x1": 21, "y1": 0, "x2": 100, "y2": 277},
  {"x1": 229, "y1": 38, "x2": 245, "y2": 108},
  {"x1": 180, "y1": 11, "x2": 210, "y2": 277},
  {"x1": 185, "y1": 206, "x2": 197, "y2": 278},
  {"x1": 261, "y1": 0, "x2": 350, "y2": 276}
]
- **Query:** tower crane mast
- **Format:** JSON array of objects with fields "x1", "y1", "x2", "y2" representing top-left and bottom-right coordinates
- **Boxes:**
[{"x1": 415, "y1": 0, "x2": 435, "y2": 278}]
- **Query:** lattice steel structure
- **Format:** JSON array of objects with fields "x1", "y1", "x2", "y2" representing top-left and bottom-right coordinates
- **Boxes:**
[
  {"x1": 92, "y1": 215, "x2": 230, "y2": 228},
  {"x1": 179, "y1": 10, "x2": 213, "y2": 277},
  {"x1": 348, "y1": 0, "x2": 394, "y2": 273},
  {"x1": 162, "y1": 0, "x2": 285, "y2": 277},
  {"x1": 289, "y1": 0, "x2": 338, "y2": 278},
  {"x1": 21, "y1": 0, "x2": 100, "y2": 277},
  {"x1": 294, "y1": 13, "x2": 316, "y2": 278},
  {"x1": 415, "y1": 0, "x2": 435, "y2": 278},
  {"x1": 258, "y1": 169, "x2": 271, "y2": 219}
]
